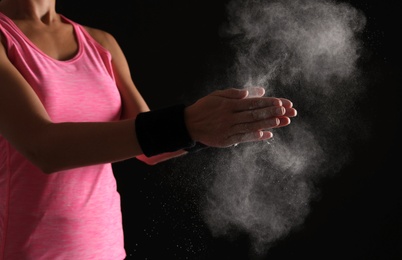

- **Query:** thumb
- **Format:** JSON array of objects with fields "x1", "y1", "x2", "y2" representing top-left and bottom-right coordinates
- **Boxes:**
[
  {"x1": 213, "y1": 88, "x2": 249, "y2": 99},
  {"x1": 245, "y1": 86, "x2": 266, "y2": 98},
  {"x1": 213, "y1": 87, "x2": 266, "y2": 99}
]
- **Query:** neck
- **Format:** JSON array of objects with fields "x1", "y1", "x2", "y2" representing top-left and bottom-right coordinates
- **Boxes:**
[{"x1": 0, "y1": 0, "x2": 57, "y2": 24}]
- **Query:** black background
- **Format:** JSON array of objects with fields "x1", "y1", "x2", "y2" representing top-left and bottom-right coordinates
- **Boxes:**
[{"x1": 57, "y1": 1, "x2": 401, "y2": 259}]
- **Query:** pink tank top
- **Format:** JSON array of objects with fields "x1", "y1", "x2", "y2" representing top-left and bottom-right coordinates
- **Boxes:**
[{"x1": 0, "y1": 13, "x2": 126, "y2": 259}]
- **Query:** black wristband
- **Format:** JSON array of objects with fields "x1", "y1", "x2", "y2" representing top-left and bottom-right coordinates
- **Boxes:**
[{"x1": 135, "y1": 104, "x2": 196, "y2": 157}]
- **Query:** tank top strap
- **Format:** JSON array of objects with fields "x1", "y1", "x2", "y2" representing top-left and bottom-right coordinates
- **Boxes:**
[
  {"x1": 0, "y1": 11, "x2": 21, "y2": 50},
  {"x1": 59, "y1": 14, "x2": 111, "y2": 58}
]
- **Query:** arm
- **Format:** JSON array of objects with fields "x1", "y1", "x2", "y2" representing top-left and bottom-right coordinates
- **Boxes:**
[
  {"x1": 84, "y1": 29, "x2": 297, "y2": 163},
  {"x1": 0, "y1": 29, "x2": 297, "y2": 174}
]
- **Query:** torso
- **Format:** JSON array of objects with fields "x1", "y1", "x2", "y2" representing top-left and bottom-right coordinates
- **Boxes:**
[{"x1": 0, "y1": 10, "x2": 125, "y2": 258}]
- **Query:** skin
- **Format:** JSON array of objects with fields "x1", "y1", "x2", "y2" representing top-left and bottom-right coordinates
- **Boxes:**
[{"x1": 0, "y1": 0, "x2": 297, "y2": 173}]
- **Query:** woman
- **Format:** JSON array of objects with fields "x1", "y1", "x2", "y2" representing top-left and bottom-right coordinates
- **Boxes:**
[{"x1": 0, "y1": 0, "x2": 297, "y2": 259}]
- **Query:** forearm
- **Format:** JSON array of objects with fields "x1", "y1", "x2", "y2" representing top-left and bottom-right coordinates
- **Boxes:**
[{"x1": 27, "y1": 119, "x2": 140, "y2": 173}]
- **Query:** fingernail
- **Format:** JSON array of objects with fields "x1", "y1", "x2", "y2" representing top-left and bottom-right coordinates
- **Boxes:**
[
  {"x1": 276, "y1": 107, "x2": 285, "y2": 115},
  {"x1": 270, "y1": 118, "x2": 279, "y2": 125},
  {"x1": 273, "y1": 99, "x2": 282, "y2": 106}
]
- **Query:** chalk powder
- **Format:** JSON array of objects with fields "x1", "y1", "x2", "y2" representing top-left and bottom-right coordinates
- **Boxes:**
[{"x1": 201, "y1": 0, "x2": 369, "y2": 255}]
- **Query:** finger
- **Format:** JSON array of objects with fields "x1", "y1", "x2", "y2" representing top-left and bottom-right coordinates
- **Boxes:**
[
  {"x1": 234, "y1": 106, "x2": 286, "y2": 123},
  {"x1": 284, "y1": 107, "x2": 297, "y2": 117},
  {"x1": 279, "y1": 98, "x2": 293, "y2": 108},
  {"x1": 231, "y1": 117, "x2": 280, "y2": 134},
  {"x1": 272, "y1": 117, "x2": 291, "y2": 128},
  {"x1": 226, "y1": 130, "x2": 273, "y2": 145},
  {"x1": 245, "y1": 87, "x2": 265, "y2": 98},
  {"x1": 233, "y1": 97, "x2": 283, "y2": 111}
]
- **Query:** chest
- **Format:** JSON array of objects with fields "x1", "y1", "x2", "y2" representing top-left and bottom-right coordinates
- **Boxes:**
[{"x1": 14, "y1": 21, "x2": 78, "y2": 61}]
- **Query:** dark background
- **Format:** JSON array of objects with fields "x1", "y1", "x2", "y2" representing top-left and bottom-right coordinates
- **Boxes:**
[{"x1": 57, "y1": 1, "x2": 401, "y2": 259}]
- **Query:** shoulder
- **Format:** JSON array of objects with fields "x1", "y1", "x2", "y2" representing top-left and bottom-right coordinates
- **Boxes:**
[{"x1": 82, "y1": 26, "x2": 120, "y2": 52}]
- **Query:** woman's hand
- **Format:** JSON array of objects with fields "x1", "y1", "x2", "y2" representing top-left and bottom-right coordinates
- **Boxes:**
[{"x1": 185, "y1": 87, "x2": 297, "y2": 147}]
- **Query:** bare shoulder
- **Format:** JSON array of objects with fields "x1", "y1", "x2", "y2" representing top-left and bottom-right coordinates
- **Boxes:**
[{"x1": 83, "y1": 26, "x2": 119, "y2": 51}]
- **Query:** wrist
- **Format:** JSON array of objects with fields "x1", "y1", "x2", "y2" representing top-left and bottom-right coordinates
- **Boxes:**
[{"x1": 135, "y1": 104, "x2": 196, "y2": 157}]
